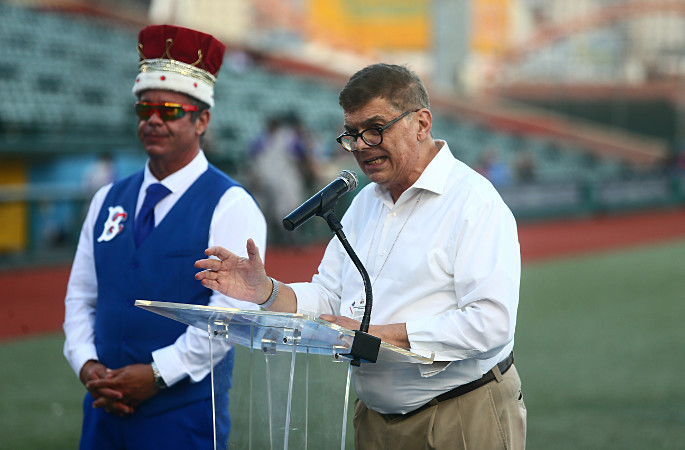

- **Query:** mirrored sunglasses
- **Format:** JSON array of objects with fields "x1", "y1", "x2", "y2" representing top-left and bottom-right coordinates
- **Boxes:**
[{"x1": 134, "y1": 102, "x2": 199, "y2": 121}]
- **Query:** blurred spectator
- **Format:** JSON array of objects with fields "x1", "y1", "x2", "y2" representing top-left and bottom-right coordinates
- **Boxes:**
[
  {"x1": 248, "y1": 112, "x2": 318, "y2": 243},
  {"x1": 677, "y1": 151, "x2": 685, "y2": 173},
  {"x1": 515, "y1": 148, "x2": 537, "y2": 184},
  {"x1": 225, "y1": 49, "x2": 254, "y2": 74},
  {"x1": 668, "y1": 149, "x2": 685, "y2": 176},
  {"x1": 476, "y1": 148, "x2": 512, "y2": 188},
  {"x1": 83, "y1": 153, "x2": 118, "y2": 193}
]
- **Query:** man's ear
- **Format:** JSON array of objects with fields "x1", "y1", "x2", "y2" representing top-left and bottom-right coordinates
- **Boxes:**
[
  {"x1": 195, "y1": 109, "x2": 211, "y2": 136},
  {"x1": 416, "y1": 108, "x2": 432, "y2": 141}
]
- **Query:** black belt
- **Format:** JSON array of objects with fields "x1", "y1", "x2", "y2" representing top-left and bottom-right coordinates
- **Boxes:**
[
  {"x1": 382, "y1": 352, "x2": 514, "y2": 421},
  {"x1": 434, "y1": 352, "x2": 514, "y2": 402}
]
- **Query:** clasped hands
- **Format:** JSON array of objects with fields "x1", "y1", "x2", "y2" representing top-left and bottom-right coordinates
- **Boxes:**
[{"x1": 80, "y1": 360, "x2": 158, "y2": 416}]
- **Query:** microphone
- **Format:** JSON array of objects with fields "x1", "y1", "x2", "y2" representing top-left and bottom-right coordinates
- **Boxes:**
[{"x1": 283, "y1": 170, "x2": 358, "y2": 231}]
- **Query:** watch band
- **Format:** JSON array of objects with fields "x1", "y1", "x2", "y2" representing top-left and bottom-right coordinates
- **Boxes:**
[
  {"x1": 151, "y1": 360, "x2": 167, "y2": 389},
  {"x1": 259, "y1": 277, "x2": 279, "y2": 309}
]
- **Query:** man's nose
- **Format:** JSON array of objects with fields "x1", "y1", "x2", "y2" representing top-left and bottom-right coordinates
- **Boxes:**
[
  {"x1": 354, "y1": 135, "x2": 369, "y2": 151},
  {"x1": 146, "y1": 110, "x2": 163, "y2": 123}
]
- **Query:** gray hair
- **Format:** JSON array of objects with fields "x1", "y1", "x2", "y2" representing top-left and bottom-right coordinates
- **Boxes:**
[{"x1": 339, "y1": 63, "x2": 430, "y2": 114}]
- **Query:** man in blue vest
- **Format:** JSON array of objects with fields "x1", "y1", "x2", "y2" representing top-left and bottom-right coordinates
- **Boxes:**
[{"x1": 63, "y1": 25, "x2": 266, "y2": 449}]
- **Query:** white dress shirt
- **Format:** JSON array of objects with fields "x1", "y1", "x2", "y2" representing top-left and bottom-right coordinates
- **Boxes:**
[
  {"x1": 290, "y1": 141, "x2": 520, "y2": 414},
  {"x1": 63, "y1": 150, "x2": 267, "y2": 386}
]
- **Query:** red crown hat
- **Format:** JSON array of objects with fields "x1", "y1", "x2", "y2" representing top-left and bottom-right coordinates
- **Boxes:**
[{"x1": 132, "y1": 24, "x2": 226, "y2": 107}]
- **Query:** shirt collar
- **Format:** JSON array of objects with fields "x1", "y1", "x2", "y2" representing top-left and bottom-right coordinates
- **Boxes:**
[
  {"x1": 372, "y1": 140, "x2": 456, "y2": 204},
  {"x1": 411, "y1": 140, "x2": 455, "y2": 195},
  {"x1": 142, "y1": 150, "x2": 208, "y2": 194}
]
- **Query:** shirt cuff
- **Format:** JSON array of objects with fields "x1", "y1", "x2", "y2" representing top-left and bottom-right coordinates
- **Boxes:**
[
  {"x1": 70, "y1": 345, "x2": 99, "y2": 377},
  {"x1": 151, "y1": 346, "x2": 187, "y2": 387},
  {"x1": 405, "y1": 318, "x2": 474, "y2": 361}
]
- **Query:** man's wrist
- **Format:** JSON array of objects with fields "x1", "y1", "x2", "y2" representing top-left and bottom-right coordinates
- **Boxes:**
[
  {"x1": 258, "y1": 277, "x2": 279, "y2": 309},
  {"x1": 79, "y1": 359, "x2": 99, "y2": 384}
]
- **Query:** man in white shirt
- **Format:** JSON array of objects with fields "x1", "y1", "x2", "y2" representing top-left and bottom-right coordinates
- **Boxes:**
[
  {"x1": 195, "y1": 63, "x2": 525, "y2": 449},
  {"x1": 63, "y1": 25, "x2": 266, "y2": 449}
]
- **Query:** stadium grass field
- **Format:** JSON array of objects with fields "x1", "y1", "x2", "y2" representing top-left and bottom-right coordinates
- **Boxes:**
[{"x1": 1, "y1": 237, "x2": 684, "y2": 449}]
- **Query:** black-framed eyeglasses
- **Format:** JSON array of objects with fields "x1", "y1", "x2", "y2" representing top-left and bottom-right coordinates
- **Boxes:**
[{"x1": 336, "y1": 109, "x2": 419, "y2": 152}]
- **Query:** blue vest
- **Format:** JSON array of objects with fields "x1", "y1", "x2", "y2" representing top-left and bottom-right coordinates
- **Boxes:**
[{"x1": 93, "y1": 165, "x2": 240, "y2": 416}]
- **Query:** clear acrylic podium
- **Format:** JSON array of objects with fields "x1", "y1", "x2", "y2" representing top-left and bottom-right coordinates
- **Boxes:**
[{"x1": 135, "y1": 300, "x2": 434, "y2": 450}]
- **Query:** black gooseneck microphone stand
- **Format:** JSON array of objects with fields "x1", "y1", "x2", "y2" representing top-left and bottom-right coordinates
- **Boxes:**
[{"x1": 320, "y1": 210, "x2": 381, "y2": 366}]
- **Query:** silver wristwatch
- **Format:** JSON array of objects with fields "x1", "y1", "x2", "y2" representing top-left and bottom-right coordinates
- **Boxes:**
[{"x1": 151, "y1": 360, "x2": 167, "y2": 389}]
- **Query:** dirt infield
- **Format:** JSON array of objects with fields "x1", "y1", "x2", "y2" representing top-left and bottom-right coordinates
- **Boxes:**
[{"x1": 2, "y1": 208, "x2": 685, "y2": 341}]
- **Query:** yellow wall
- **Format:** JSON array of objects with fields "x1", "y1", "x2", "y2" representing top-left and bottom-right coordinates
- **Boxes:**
[
  {"x1": 0, "y1": 159, "x2": 28, "y2": 253},
  {"x1": 471, "y1": 0, "x2": 513, "y2": 55},
  {"x1": 307, "y1": 0, "x2": 430, "y2": 52}
]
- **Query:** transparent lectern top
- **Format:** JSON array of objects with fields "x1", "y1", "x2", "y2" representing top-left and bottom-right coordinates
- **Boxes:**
[{"x1": 135, "y1": 300, "x2": 434, "y2": 364}]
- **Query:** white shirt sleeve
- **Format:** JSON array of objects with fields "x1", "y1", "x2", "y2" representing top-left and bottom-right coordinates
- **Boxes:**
[
  {"x1": 290, "y1": 236, "x2": 347, "y2": 317},
  {"x1": 62, "y1": 184, "x2": 111, "y2": 377},
  {"x1": 405, "y1": 196, "x2": 520, "y2": 361},
  {"x1": 152, "y1": 186, "x2": 267, "y2": 385}
]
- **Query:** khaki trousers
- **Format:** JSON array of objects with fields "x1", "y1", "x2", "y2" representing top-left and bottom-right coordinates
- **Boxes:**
[{"x1": 353, "y1": 365, "x2": 526, "y2": 450}]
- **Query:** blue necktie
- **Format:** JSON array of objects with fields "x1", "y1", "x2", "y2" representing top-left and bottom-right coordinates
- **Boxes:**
[{"x1": 134, "y1": 183, "x2": 171, "y2": 247}]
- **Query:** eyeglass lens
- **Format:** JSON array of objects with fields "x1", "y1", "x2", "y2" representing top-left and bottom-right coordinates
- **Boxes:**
[
  {"x1": 337, "y1": 109, "x2": 417, "y2": 152},
  {"x1": 340, "y1": 129, "x2": 382, "y2": 150}
]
